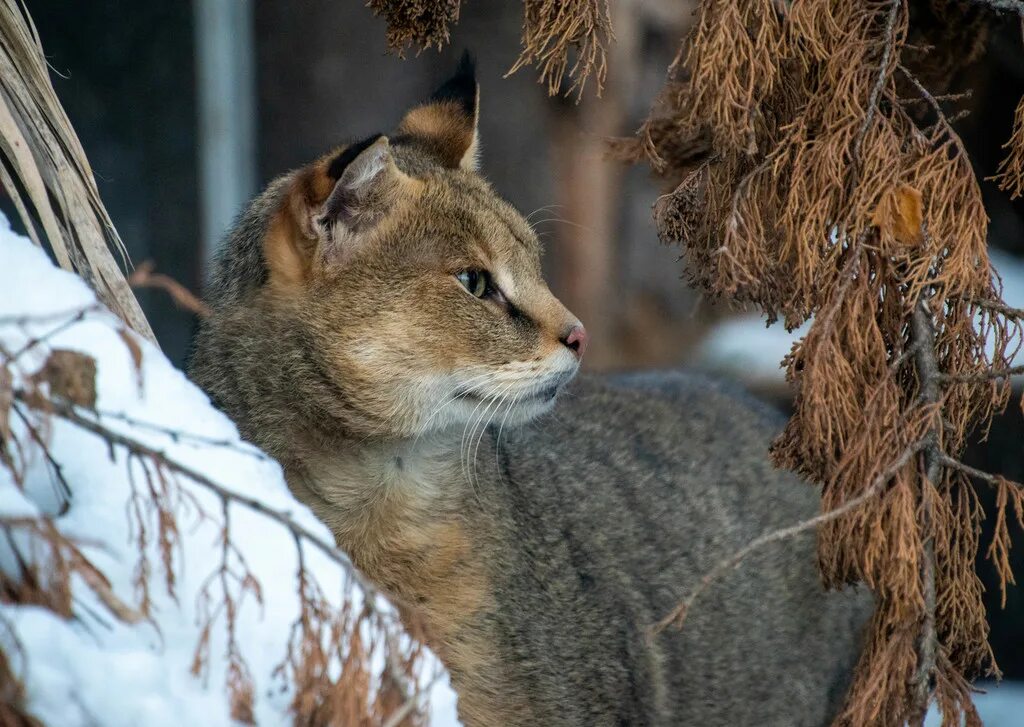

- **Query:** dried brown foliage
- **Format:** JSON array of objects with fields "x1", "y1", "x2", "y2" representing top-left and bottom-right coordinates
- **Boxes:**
[
  {"x1": 508, "y1": 0, "x2": 613, "y2": 97},
  {"x1": 368, "y1": 0, "x2": 613, "y2": 96},
  {"x1": 0, "y1": 309, "x2": 431, "y2": 725},
  {"x1": 624, "y1": 0, "x2": 1024, "y2": 724},
  {"x1": 367, "y1": 0, "x2": 462, "y2": 52},
  {"x1": 993, "y1": 95, "x2": 1024, "y2": 200},
  {"x1": 0, "y1": 623, "x2": 42, "y2": 727}
]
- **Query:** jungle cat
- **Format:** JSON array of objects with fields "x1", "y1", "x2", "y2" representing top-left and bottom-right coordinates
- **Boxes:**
[{"x1": 189, "y1": 55, "x2": 871, "y2": 726}]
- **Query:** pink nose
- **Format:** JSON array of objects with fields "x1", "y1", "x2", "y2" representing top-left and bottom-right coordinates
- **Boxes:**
[{"x1": 561, "y1": 324, "x2": 588, "y2": 360}]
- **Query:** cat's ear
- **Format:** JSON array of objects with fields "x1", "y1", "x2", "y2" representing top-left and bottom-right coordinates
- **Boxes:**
[
  {"x1": 397, "y1": 51, "x2": 480, "y2": 171},
  {"x1": 266, "y1": 134, "x2": 416, "y2": 290},
  {"x1": 318, "y1": 134, "x2": 407, "y2": 242}
]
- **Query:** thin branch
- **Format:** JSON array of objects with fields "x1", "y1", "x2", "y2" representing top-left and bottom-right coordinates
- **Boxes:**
[
  {"x1": 381, "y1": 672, "x2": 443, "y2": 727},
  {"x1": 939, "y1": 455, "x2": 1001, "y2": 485},
  {"x1": 0, "y1": 303, "x2": 100, "y2": 327},
  {"x1": 1, "y1": 308, "x2": 93, "y2": 363},
  {"x1": 898, "y1": 64, "x2": 970, "y2": 159},
  {"x1": 653, "y1": 440, "x2": 926, "y2": 633},
  {"x1": 87, "y1": 408, "x2": 270, "y2": 462},
  {"x1": 937, "y1": 365, "x2": 1024, "y2": 383},
  {"x1": 963, "y1": 296, "x2": 1024, "y2": 321},
  {"x1": 11, "y1": 387, "x2": 389, "y2": 615},
  {"x1": 127, "y1": 261, "x2": 211, "y2": 318},
  {"x1": 967, "y1": 0, "x2": 1024, "y2": 14},
  {"x1": 853, "y1": 0, "x2": 903, "y2": 161},
  {"x1": 10, "y1": 402, "x2": 70, "y2": 511},
  {"x1": 909, "y1": 298, "x2": 941, "y2": 727}
]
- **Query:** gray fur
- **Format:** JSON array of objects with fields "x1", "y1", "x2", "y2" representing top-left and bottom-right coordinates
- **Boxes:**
[{"x1": 463, "y1": 373, "x2": 872, "y2": 725}]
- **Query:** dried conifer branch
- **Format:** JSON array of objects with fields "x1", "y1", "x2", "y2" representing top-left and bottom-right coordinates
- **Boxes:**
[
  {"x1": 992, "y1": 95, "x2": 1024, "y2": 199},
  {"x1": 0, "y1": 515, "x2": 144, "y2": 624},
  {"x1": 853, "y1": 0, "x2": 904, "y2": 162},
  {"x1": 908, "y1": 299, "x2": 940, "y2": 727},
  {"x1": 367, "y1": 0, "x2": 613, "y2": 98},
  {"x1": 636, "y1": 0, "x2": 1021, "y2": 721},
  {"x1": 507, "y1": 0, "x2": 614, "y2": 98}
]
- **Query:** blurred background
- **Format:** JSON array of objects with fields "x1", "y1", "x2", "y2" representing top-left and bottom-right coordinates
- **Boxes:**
[{"x1": 7, "y1": 0, "x2": 1024, "y2": 702}]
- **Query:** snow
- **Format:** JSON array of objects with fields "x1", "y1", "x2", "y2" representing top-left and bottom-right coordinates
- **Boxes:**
[
  {"x1": 0, "y1": 215, "x2": 460, "y2": 726},
  {"x1": 696, "y1": 250, "x2": 1024, "y2": 384},
  {"x1": 924, "y1": 682, "x2": 1024, "y2": 727}
]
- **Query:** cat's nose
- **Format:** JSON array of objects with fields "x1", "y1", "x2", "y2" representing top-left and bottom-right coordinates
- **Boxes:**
[{"x1": 560, "y1": 324, "x2": 588, "y2": 360}]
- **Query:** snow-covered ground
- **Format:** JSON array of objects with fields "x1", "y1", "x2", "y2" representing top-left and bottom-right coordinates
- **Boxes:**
[{"x1": 0, "y1": 216, "x2": 459, "y2": 725}]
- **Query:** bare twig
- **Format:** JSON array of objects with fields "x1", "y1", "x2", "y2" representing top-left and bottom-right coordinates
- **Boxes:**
[
  {"x1": 909, "y1": 298, "x2": 940, "y2": 727},
  {"x1": 853, "y1": 0, "x2": 903, "y2": 161},
  {"x1": 963, "y1": 296, "x2": 1024, "y2": 321},
  {"x1": 898, "y1": 64, "x2": 970, "y2": 159},
  {"x1": 381, "y1": 671, "x2": 444, "y2": 727},
  {"x1": 654, "y1": 440, "x2": 926, "y2": 633},
  {"x1": 10, "y1": 402, "x2": 70, "y2": 511},
  {"x1": 0, "y1": 304, "x2": 101, "y2": 328},
  {"x1": 11, "y1": 387, "x2": 388, "y2": 612},
  {"x1": 937, "y1": 365, "x2": 1024, "y2": 383},
  {"x1": 967, "y1": 0, "x2": 1024, "y2": 15},
  {"x1": 1, "y1": 308, "x2": 93, "y2": 363},
  {"x1": 88, "y1": 408, "x2": 270, "y2": 462},
  {"x1": 128, "y1": 261, "x2": 211, "y2": 318},
  {"x1": 939, "y1": 455, "x2": 1001, "y2": 485}
]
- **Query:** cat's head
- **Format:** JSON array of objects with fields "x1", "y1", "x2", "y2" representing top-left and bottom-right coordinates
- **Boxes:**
[{"x1": 259, "y1": 55, "x2": 586, "y2": 439}]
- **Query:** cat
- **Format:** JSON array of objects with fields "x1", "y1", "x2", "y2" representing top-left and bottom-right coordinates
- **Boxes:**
[{"x1": 189, "y1": 54, "x2": 871, "y2": 726}]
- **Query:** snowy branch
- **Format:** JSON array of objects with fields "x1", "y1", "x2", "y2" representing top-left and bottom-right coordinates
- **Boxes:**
[{"x1": 12, "y1": 387, "x2": 387, "y2": 616}]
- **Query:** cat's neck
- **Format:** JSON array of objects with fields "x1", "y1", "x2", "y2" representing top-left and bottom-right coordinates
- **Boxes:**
[
  {"x1": 287, "y1": 427, "x2": 534, "y2": 726},
  {"x1": 288, "y1": 428, "x2": 474, "y2": 591}
]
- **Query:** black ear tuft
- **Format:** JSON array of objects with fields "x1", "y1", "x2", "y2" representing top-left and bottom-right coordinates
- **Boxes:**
[
  {"x1": 429, "y1": 50, "x2": 477, "y2": 117},
  {"x1": 327, "y1": 133, "x2": 384, "y2": 180}
]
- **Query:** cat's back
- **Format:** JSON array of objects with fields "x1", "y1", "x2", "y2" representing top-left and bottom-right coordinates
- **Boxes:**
[{"x1": 474, "y1": 371, "x2": 870, "y2": 726}]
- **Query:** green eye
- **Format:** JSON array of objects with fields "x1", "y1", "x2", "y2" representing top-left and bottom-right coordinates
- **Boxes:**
[{"x1": 457, "y1": 270, "x2": 489, "y2": 298}]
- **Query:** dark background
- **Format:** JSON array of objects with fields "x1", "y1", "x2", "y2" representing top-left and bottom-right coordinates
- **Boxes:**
[{"x1": 15, "y1": 0, "x2": 1024, "y2": 680}]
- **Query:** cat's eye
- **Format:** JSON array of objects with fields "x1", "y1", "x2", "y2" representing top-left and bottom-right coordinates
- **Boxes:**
[{"x1": 457, "y1": 270, "x2": 490, "y2": 298}]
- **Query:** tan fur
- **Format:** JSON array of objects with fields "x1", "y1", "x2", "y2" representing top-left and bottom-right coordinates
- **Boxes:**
[
  {"x1": 290, "y1": 439, "x2": 534, "y2": 723},
  {"x1": 399, "y1": 101, "x2": 477, "y2": 169}
]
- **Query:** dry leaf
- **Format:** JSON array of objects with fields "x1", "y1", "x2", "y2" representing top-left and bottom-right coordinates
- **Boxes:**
[
  {"x1": 872, "y1": 184, "x2": 924, "y2": 248},
  {"x1": 30, "y1": 349, "x2": 97, "y2": 409}
]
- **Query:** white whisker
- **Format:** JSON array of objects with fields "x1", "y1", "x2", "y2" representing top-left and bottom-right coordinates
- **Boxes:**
[{"x1": 469, "y1": 382, "x2": 515, "y2": 494}]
